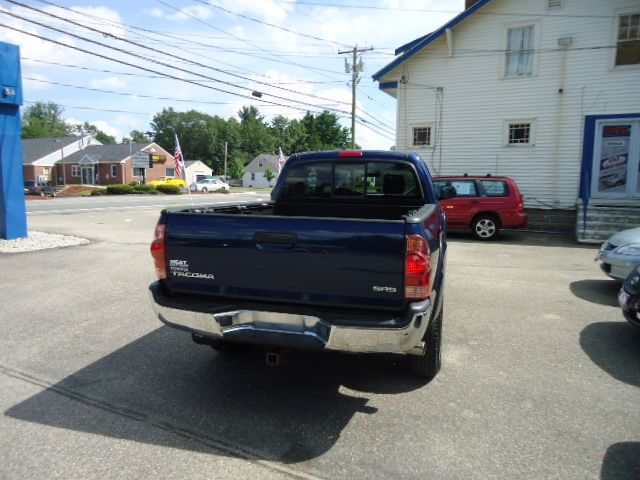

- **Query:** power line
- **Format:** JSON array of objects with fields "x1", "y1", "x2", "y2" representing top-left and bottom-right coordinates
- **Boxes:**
[
  {"x1": 155, "y1": 0, "x2": 345, "y2": 79},
  {"x1": 0, "y1": 19, "x2": 343, "y2": 118},
  {"x1": 0, "y1": 7, "x2": 356, "y2": 118},
  {"x1": 23, "y1": 100, "x2": 151, "y2": 116},
  {"x1": 10, "y1": 0, "x2": 355, "y2": 110},
  {"x1": 8, "y1": 24, "x2": 396, "y2": 140},
  {"x1": 193, "y1": 0, "x2": 351, "y2": 48},
  {"x1": 33, "y1": 0, "x2": 343, "y2": 80},
  {"x1": 21, "y1": 58, "x2": 345, "y2": 85},
  {"x1": 23, "y1": 77, "x2": 346, "y2": 110},
  {"x1": 270, "y1": 0, "x2": 619, "y2": 18}
]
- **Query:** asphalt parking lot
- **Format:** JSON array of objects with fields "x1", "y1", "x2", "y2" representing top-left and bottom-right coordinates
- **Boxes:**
[{"x1": 1, "y1": 206, "x2": 638, "y2": 479}]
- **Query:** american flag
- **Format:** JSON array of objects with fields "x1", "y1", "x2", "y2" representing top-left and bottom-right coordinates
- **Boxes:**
[
  {"x1": 174, "y1": 134, "x2": 185, "y2": 179},
  {"x1": 278, "y1": 147, "x2": 286, "y2": 174}
]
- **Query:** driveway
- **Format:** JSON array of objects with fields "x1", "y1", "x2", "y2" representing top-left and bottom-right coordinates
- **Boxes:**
[{"x1": 0, "y1": 210, "x2": 638, "y2": 480}]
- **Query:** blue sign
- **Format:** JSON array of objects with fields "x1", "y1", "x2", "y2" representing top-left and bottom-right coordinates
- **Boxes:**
[{"x1": 0, "y1": 41, "x2": 27, "y2": 240}]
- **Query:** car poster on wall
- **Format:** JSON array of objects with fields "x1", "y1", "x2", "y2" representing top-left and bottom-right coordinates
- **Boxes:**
[{"x1": 598, "y1": 125, "x2": 631, "y2": 193}]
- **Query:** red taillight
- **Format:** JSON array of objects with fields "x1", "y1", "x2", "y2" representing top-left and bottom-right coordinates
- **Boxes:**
[
  {"x1": 405, "y1": 234, "x2": 431, "y2": 301},
  {"x1": 150, "y1": 223, "x2": 167, "y2": 280},
  {"x1": 338, "y1": 151, "x2": 363, "y2": 157}
]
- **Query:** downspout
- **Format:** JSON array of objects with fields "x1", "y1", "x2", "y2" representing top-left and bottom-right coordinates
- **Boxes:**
[{"x1": 552, "y1": 37, "x2": 572, "y2": 209}]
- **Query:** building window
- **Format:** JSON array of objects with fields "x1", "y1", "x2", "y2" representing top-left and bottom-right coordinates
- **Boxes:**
[
  {"x1": 166, "y1": 168, "x2": 175, "y2": 177},
  {"x1": 412, "y1": 127, "x2": 431, "y2": 146},
  {"x1": 508, "y1": 122, "x2": 532, "y2": 145},
  {"x1": 111, "y1": 165, "x2": 118, "y2": 177},
  {"x1": 133, "y1": 168, "x2": 145, "y2": 177},
  {"x1": 616, "y1": 13, "x2": 640, "y2": 66},
  {"x1": 505, "y1": 25, "x2": 534, "y2": 77},
  {"x1": 547, "y1": 0, "x2": 562, "y2": 9},
  {"x1": 71, "y1": 165, "x2": 80, "y2": 177},
  {"x1": 251, "y1": 173, "x2": 256, "y2": 181}
]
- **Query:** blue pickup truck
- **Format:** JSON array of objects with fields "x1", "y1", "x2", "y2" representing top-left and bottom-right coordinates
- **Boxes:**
[{"x1": 149, "y1": 150, "x2": 450, "y2": 379}]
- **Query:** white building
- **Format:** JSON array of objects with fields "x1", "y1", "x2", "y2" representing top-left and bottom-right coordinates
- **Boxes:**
[
  {"x1": 373, "y1": 0, "x2": 640, "y2": 240},
  {"x1": 183, "y1": 160, "x2": 213, "y2": 186},
  {"x1": 242, "y1": 154, "x2": 286, "y2": 188}
]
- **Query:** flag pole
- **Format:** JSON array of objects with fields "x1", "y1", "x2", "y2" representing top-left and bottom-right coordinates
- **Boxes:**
[{"x1": 174, "y1": 133, "x2": 193, "y2": 206}]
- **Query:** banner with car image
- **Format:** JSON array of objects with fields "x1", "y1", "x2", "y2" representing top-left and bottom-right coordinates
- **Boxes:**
[{"x1": 597, "y1": 125, "x2": 631, "y2": 193}]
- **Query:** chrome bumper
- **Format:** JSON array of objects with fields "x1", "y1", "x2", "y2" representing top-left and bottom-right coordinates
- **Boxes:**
[{"x1": 149, "y1": 284, "x2": 433, "y2": 356}]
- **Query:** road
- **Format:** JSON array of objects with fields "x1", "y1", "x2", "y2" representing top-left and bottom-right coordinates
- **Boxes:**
[
  {"x1": 26, "y1": 190, "x2": 271, "y2": 215},
  {"x1": 0, "y1": 202, "x2": 638, "y2": 479}
]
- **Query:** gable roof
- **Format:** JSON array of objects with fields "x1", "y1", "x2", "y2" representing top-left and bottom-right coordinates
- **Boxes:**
[
  {"x1": 245, "y1": 154, "x2": 283, "y2": 173},
  {"x1": 61, "y1": 143, "x2": 148, "y2": 165},
  {"x1": 22, "y1": 136, "x2": 83, "y2": 164},
  {"x1": 372, "y1": 0, "x2": 493, "y2": 82}
]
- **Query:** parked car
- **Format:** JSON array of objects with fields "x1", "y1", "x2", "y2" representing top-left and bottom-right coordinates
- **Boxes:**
[
  {"x1": 618, "y1": 264, "x2": 640, "y2": 329},
  {"x1": 24, "y1": 181, "x2": 56, "y2": 197},
  {"x1": 189, "y1": 178, "x2": 230, "y2": 193},
  {"x1": 432, "y1": 175, "x2": 527, "y2": 240},
  {"x1": 596, "y1": 227, "x2": 640, "y2": 282},
  {"x1": 147, "y1": 177, "x2": 187, "y2": 188}
]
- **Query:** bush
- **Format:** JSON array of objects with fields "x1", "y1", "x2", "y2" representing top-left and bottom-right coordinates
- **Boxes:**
[
  {"x1": 155, "y1": 184, "x2": 182, "y2": 195},
  {"x1": 90, "y1": 189, "x2": 107, "y2": 196},
  {"x1": 106, "y1": 184, "x2": 134, "y2": 195},
  {"x1": 132, "y1": 184, "x2": 157, "y2": 194}
]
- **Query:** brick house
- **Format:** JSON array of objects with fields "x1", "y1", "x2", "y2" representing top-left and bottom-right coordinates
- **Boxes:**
[
  {"x1": 22, "y1": 135, "x2": 97, "y2": 184},
  {"x1": 59, "y1": 142, "x2": 176, "y2": 185}
]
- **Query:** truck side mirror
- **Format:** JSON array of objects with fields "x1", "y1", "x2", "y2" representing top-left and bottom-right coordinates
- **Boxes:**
[{"x1": 439, "y1": 185, "x2": 457, "y2": 200}]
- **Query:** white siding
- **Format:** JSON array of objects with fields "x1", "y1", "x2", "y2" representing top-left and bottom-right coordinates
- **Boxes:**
[
  {"x1": 380, "y1": 0, "x2": 640, "y2": 208},
  {"x1": 242, "y1": 173, "x2": 276, "y2": 189}
]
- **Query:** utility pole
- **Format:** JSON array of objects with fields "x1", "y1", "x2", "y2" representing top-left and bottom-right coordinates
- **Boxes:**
[
  {"x1": 224, "y1": 141, "x2": 228, "y2": 179},
  {"x1": 339, "y1": 45, "x2": 373, "y2": 149}
]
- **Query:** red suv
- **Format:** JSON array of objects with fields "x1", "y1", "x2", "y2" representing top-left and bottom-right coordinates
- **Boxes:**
[{"x1": 433, "y1": 175, "x2": 527, "y2": 240}]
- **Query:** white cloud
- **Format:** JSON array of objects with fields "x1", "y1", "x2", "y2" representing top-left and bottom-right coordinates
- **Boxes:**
[
  {"x1": 23, "y1": 73, "x2": 50, "y2": 92},
  {"x1": 145, "y1": 8, "x2": 164, "y2": 18},
  {"x1": 90, "y1": 120, "x2": 123, "y2": 142},
  {"x1": 167, "y1": 4, "x2": 213, "y2": 22},
  {"x1": 219, "y1": 0, "x2": 293, "y2": 23},
  {"x1": 89, "y1": 77, "x2": 128, "y2": 89}
]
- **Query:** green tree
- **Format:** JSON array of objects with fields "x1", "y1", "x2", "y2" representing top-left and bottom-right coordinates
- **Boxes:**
[
  {"x1": 269, "y1": 116, "x2": 307, "y2": 155},
  {"x1": 303, "y1": 111, "x2": 350, "y2": 150},
  {"x1": 264, "y1": 168, "x2": 275, "y2": 183},
  {"x1": 122, "y1": 129, "x2": 151, "y2": 144},
  {"x1": 74, "y1": 122, "x2": 116, "y2": 144},
  {"x1": 238, "y1": 106, "x2": 273, "y2": 159},
  {"x1": 22, "y1": 101, "x2": 73, "y2": 138}
]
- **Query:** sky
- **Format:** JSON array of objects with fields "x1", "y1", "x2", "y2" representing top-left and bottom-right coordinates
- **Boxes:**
[{"x1": 0, "y1": 0, "x2": 465, "y2": 150}]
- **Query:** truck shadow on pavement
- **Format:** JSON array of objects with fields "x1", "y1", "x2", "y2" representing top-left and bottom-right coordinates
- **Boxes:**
[
  {"x1": 569, "y1": 279, "x2": 621, "y2": 307},
  {"x1": 5, "y1": 327, "x2": 425, "y2": 464},
  {"x1": 579, "y1": 322, "x2": 640, "y2": 388},
  {"x1": 601, "y1": 442, "x2": 640, "y2": 480}
]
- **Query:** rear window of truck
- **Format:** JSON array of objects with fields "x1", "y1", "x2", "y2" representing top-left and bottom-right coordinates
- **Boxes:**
[{"x1": 281, "y1": 161, "x2": 420, "y2": 199}]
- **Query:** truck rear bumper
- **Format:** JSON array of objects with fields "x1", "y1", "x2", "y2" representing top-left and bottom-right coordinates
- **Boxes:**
[{"x1": 149, "y1": 282, "x2": 433, "y2": 356}]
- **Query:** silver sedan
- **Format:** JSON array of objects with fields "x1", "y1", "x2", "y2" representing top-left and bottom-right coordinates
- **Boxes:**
[
  {"x1": 189, "y1": 178, "x2": 230, "y2": 193},
  {"x1": 597, "y1": 227, "x2": 640, "y2": 281}
]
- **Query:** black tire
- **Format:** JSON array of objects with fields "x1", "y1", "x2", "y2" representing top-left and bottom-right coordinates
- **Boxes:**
[
  {"x1": 472, "y1": 215, "x2": 499, "y2": 240},
  {"x1": 410, "y1": 305, "x2": 443, "y2": 380},
  {"x1": 202, "y1": 187, "x2": 208, "y2": 193}
]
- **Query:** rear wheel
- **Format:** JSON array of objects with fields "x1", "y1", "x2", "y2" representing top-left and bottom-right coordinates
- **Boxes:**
[
  {"x1": 472, "y1": 215, "x2": 499, "y2": 240},
  {"x1": 201, "y1": 187, "x2": 208, "y2": 193},
  {"x1": 409, "y1": 305, "x2": 443, "y2": 380}
]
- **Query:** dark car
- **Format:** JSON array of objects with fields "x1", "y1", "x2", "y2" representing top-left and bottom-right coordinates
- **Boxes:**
[
  {"x1": 619, "y1": 264, "x2": 640, "y2": 329},
  {"x1": 433, "y1": 175, "x2": 527, "y2": 240},
  {"x1": 24, "y1": 181, "x2": 56, "y2": 197}
]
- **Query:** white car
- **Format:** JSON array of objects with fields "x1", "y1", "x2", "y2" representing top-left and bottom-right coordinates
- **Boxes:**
[
  {"x1": 597, "y1": 227, "x2": 640, "y2": 281},
  {"x1": 189, "y1": 178, "x2": 229, "y2": 193}
]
